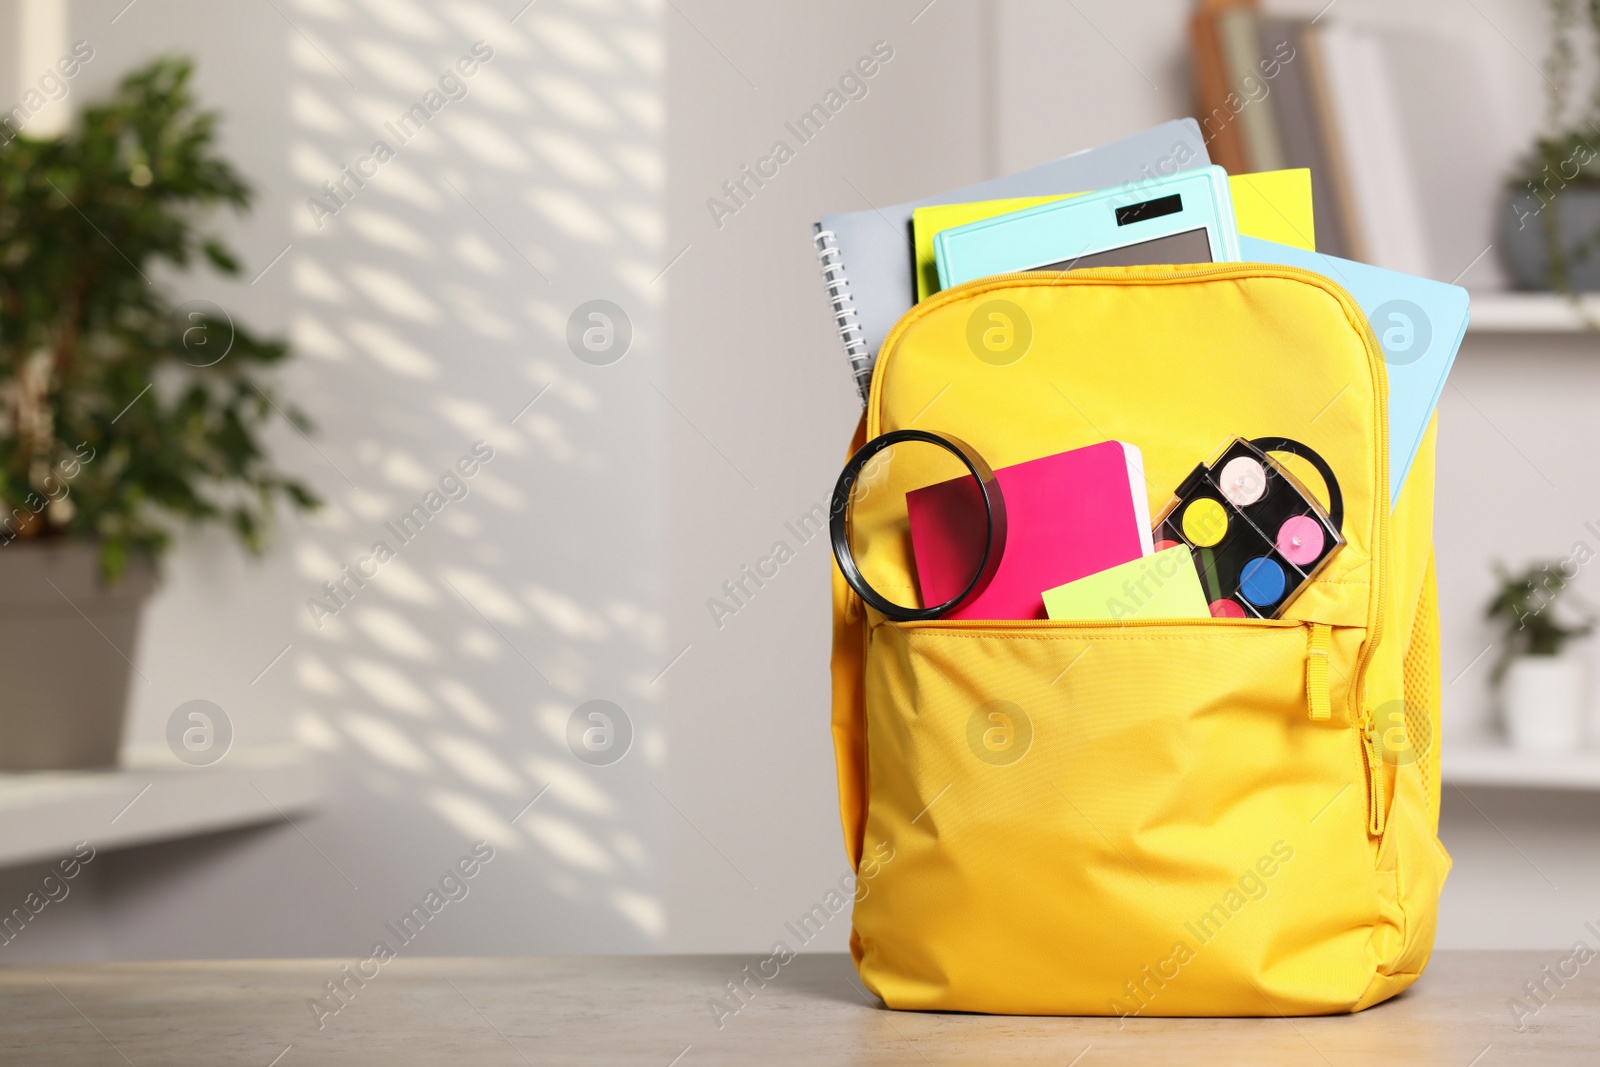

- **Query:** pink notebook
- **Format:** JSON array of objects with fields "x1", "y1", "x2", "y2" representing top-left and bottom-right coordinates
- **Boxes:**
[{"x1": 906, "y1": 441, "x2": 1154, "y2": 621}]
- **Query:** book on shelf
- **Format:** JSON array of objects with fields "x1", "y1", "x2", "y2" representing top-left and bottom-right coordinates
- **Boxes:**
[
  {"x1": 1190, "y1": 3, "x2": 1250, "y2": 175},
  {"x1": 1217, "y1": 6, "x2": 1286, "y2": 173},
  {"x1": 1258, "y1": 16, "x2": 1353, "y2": 259},
  {"x1": 1312, "y1": 22, "x2": 1432, "y2": 278},
  {"x1": 1187, "y1": 1, "x2": 1433, "y2": 275}
]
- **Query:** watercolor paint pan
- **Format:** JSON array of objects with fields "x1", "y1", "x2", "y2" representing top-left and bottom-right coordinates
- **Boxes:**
[{"x1": 1152, "y1": 437, "x2": 1345, "y2": 620}]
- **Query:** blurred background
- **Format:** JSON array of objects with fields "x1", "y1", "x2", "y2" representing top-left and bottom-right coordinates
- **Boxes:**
[{"x1": 0, "y1": 0, "x2": 1595, "y2": 965}]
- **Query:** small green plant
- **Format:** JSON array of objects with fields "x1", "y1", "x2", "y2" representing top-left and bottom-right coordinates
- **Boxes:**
[
  {"x1": 1514, "y1": 0, "x2": 1600, "y2": 292},
  {"x1": 0, "y1": 57, "x2": 317, "y2": 577},
  {"x1": 1484, "y1": 560, "x2": 1594, "y2": 683}
]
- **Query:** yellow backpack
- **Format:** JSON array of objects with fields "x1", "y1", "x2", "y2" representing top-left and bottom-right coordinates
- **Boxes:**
[{"x1": 830, "y1": 264, "x2": 1449, "y2": 1016}]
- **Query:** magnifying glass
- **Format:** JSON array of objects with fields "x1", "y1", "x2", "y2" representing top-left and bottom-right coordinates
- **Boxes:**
[{"x1": 830, "y1": 429, "x2": 1007, "y2": 621}]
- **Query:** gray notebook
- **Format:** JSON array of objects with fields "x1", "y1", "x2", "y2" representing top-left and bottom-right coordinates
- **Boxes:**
[{"x1": 813, "y1": 118, "x2": 1211, "y2": 404}]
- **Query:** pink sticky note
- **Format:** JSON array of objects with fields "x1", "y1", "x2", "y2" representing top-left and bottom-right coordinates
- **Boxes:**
[{"x1": 906, "y1": 440, "x2": 1153, "y2": 621}]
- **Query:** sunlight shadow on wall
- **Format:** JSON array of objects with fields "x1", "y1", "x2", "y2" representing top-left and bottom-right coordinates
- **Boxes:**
[{"x1": 279, "y1": 0, "x2": 665, "y2": 951}]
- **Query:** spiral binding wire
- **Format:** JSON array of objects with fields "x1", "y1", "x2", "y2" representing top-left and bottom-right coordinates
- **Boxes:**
[{"x1": 814, "y1": 227, "x2": 872, "y2": 405}]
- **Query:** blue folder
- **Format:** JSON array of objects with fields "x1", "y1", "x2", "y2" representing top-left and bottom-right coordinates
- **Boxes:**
[{"x1": 1240, "y1": 237, "x2": 1470, "y2": 507}]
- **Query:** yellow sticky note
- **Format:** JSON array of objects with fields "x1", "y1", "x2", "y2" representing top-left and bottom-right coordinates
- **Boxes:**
[
  {"x1": 912, "y1": 169, "x2": 1317, "y2": 301},
  {"x1": 1042, "y1": 546, "x2": 1212, "y2": 622}
]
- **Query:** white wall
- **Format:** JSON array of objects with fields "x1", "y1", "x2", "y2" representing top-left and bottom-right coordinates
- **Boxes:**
[
  {"x1": 660, "y1": 0, "x2": 992, "y2": 951},
  {"x1": 4, "y1": 0, "x2": 666, "y2": 961}
]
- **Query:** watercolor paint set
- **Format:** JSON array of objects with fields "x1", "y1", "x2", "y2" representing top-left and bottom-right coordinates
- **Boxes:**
[{"x1": 1152, "y1": 437, "x2": 1346, "y2": 620}]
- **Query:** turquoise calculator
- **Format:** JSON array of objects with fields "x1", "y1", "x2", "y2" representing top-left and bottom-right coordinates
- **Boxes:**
[{"x1": 933, "y1": 164, "x2": 1242, "y2": 290}]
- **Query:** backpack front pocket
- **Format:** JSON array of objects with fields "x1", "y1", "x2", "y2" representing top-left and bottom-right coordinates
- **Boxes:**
[{"x1": 852, "y1": 617, "x2": 1379, "y2": 1017}]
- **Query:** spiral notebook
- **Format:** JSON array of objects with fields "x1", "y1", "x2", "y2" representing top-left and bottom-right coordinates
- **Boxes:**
[{"x1": 813, "y1": 119, "x2": 1211, "y2": 403}]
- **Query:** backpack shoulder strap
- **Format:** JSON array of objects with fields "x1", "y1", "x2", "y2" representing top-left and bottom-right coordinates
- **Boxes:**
[{"x1": 831, "y1": 413, "x2": 869, "y2": 869}]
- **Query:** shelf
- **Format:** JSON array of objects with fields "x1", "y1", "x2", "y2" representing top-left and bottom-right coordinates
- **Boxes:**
[
  {"x1": 1442, "y1": 744, "x2": 1600, "y2": 790},
  {"x1": 1467, "y1": 292, "x2": 1600, "y2": 333},
  {"x1": 0, "y1": 747, "x2": 319, "y2": 869}
]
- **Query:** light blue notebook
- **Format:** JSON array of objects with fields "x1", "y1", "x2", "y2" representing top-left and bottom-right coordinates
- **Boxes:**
[{"x1": 1240, "y1": 237, "x2": 1470, "y2": 507}]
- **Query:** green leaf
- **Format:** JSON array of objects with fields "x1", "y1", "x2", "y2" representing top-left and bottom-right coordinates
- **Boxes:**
[{"x1": 201, "y1": 237, "x2": 239, "y2": 274}]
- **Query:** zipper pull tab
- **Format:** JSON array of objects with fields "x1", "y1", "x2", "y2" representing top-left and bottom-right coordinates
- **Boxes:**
[
  {"x1": 1361, "y1": 713, "x2": 1389, "y2": 836},
  {"x1": 1306, "y1": 623, "x2": 1332, "y2": 721}
]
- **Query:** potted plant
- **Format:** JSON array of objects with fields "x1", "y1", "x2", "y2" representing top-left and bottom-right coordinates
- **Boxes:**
[
  {"x1": 0, "y1": 58, "x2": 316, "y2": 770},
  {"x1": 1503, "y1": 0, "x2": 1600, "y2": 291},
  {"x1": 1485, "y1": 561, "x2": 1594, "y2": 751}
]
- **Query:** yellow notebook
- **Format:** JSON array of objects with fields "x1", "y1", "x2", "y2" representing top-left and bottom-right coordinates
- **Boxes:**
[{"x1": 912, "y1": 168, "x2": 1317, "y2": 301}]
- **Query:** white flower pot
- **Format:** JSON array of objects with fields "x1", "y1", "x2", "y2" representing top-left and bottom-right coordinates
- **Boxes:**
[
  {"x1": 0, "y1": 541, "x2": 155, "y2": 769},
  {"x1": 1502, "y1": 656, "x2": 1586, "y2": 752}
]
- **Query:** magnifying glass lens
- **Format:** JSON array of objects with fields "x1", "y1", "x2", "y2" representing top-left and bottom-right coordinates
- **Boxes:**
[{"x1": 843, "y1": 435, "x2": 996, "y2": 619}]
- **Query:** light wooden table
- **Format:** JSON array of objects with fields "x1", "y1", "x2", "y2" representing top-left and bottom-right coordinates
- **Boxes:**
[{"x1": 0, "y1": 951, "x2": 1592, "y2": 1064}]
